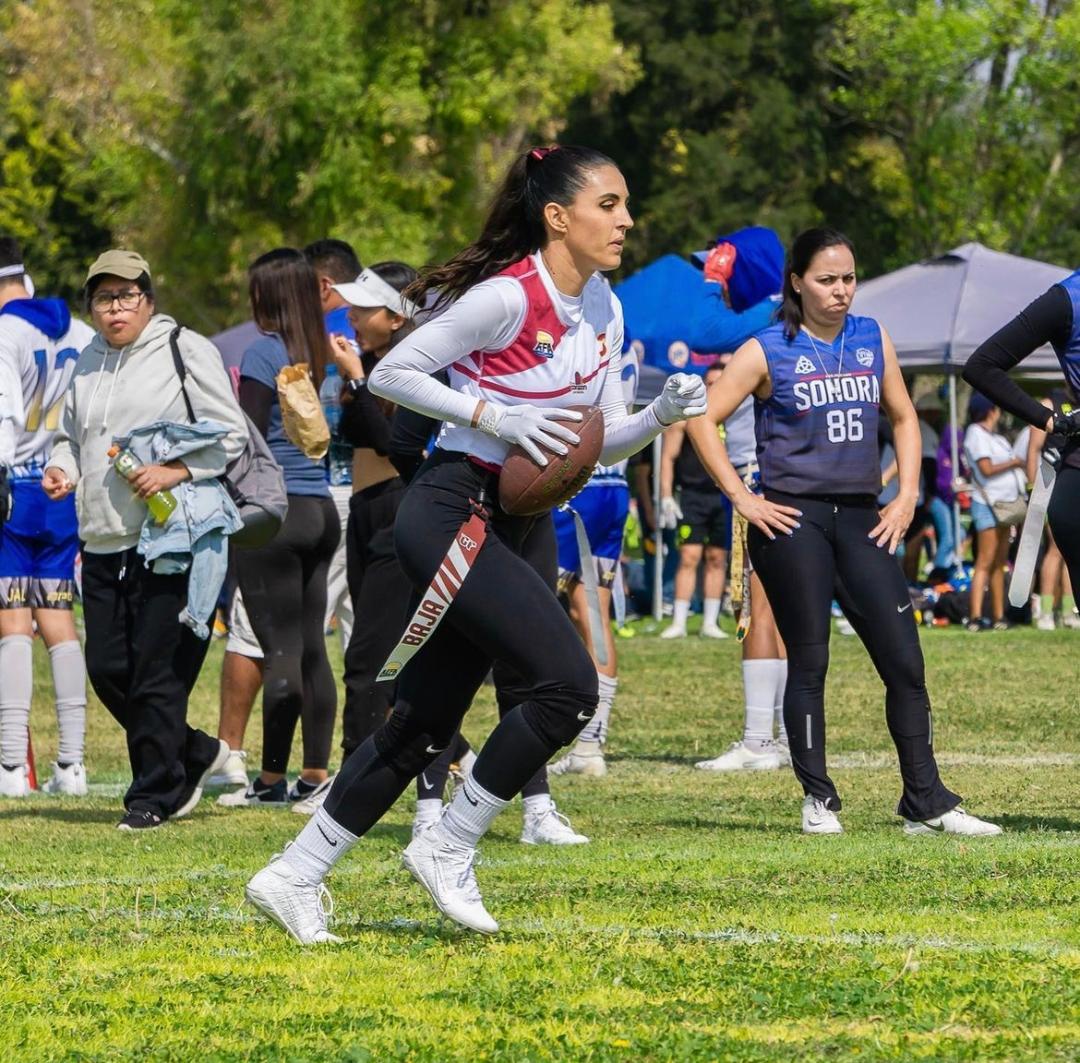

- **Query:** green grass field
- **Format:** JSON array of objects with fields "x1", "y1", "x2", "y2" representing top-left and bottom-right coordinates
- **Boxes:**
[{"x1": 1, "y1": 620, "x2": 1078, "y2": 1061}]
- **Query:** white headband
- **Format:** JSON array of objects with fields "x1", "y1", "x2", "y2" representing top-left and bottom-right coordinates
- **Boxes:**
[{"x1": 0, "y1": 264, "x2": 32, "y2": 296}]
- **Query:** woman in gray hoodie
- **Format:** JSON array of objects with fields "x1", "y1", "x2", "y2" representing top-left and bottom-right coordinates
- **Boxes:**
[{"x1": 44, "y1": 249, "x2": 248, "y2": 830}]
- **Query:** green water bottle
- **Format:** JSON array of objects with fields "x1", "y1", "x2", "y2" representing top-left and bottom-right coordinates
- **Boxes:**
[{"x1": 107, "y1": 446, "x2": 177, "y2": 524}]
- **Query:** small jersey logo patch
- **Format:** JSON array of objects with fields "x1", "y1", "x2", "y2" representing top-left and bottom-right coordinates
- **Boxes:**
[
  {"x1": 668, "y1": 340, "x2": 690, "y2": 368},
  {"x1": 795, "y1": 355, "x2": 816, "y2": 375},
  {"x1": 533, "y1": 331, "x2": 555, "y2": 358},
  {"x1": 856, "y1": 347, "x2": 875, "y2": 367}
]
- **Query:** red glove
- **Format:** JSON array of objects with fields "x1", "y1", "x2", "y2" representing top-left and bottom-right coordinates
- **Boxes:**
[{"x1": 704, "y1": 242, "x2": 737, "y2": 287}]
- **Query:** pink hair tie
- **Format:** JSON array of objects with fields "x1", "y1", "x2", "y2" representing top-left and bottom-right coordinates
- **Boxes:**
[{"x1": 529, "y1": 146, "x2": 557, "y2": 161}]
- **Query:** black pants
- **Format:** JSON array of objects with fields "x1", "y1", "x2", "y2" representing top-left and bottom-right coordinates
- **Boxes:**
[
  {"x1": 235, "y1": 494, "x2": 340, "y2": 774},
  {"x1": 749, "y1": 491, "x2": 960, "y2": 820},
  {"x1": 416, "y1": 513, "x2": 557, "y2": 803},
  {"x1": 341, "y1": 477, "x2": 411, "y2": 755},
  {"x1": 1048, "y1": 465, "x2": 1080, "y2": 593},
  {"x1": 82, "y1": 550, "x2": 219, "y2": 817},
  {"x1": 324, "y1": 451, "x2": 596, "y2": 836}
]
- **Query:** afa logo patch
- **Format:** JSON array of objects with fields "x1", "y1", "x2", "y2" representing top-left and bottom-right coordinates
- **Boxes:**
[
  {"x1": 668, "y1": 340, "x2": 690, "y2": 368},
  {"x1": 856, "y1": 347, "x2": 875, "y2": 368},
  {"x1": 795, "y1": 355, "x2": 816, "y2": 375},
  {"x1": 533, "y1": 331, "x2": 555, "y2": 358}
]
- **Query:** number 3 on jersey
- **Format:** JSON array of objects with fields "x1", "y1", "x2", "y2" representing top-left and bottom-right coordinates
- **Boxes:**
[{"x1": 826, "y1": 408, "x2": 864, "y2": 443}]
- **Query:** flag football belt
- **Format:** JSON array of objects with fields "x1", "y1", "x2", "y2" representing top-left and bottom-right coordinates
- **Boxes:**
[
  {"x1": 731, "y1": 462, "x2": 759, "y2": 642},
  {"x1": 377, "y1": 506, "x2": 488, "y2": 682}
]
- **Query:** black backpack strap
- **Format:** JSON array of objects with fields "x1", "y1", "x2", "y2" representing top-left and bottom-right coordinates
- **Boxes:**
[{"x1": 168, "y1": 325, "x2": 197, "y2": 424}]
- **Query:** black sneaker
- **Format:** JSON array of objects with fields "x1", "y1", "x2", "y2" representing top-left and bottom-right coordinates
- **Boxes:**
[
  {"x1": 216, "y1": 776, "x2": 289, "y2": 807},
  {"x1": 117, "y1": 809, "x2": 165, "y2": 831},
  {"x1": 173, "y1": 739, "x2": 231, "y2": 820}
]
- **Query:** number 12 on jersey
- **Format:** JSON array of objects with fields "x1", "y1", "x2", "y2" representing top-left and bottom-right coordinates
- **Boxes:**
[{"x1": 826, "y1": 408, "x2": 864, "y2": 443}]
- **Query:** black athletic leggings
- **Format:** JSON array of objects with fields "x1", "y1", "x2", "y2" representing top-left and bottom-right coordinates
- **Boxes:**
[
  {"x1": 235, "y1": 493, "x2": 341, "y2": 774},
  {"x1": 1048, "y1": 465, "x2": 1080, "y2": 593},
  {"x1": 749, "y1": 490, "x2": 960, "y2": 820},
  {"x1": 416, "y1": 513, "x2": 558, "y2": 804},
  {"x1": 323, "y1": 450, "x2": 596, "y2": 836}
]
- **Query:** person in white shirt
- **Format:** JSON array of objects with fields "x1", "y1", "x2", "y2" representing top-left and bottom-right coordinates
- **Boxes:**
[{"x1": 962, "y1": 392, "x2": 1025, "y2": 630}]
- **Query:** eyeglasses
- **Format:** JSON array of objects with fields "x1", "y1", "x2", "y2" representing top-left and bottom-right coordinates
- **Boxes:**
[{"x1": 90, "y1": 289, "x2": 145, "y2": 312}]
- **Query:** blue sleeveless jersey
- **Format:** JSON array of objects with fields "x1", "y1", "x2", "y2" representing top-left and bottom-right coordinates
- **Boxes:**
[
  {"x1": 754, "y1": 315, "x2": 885, "y2": 496},
  {"x1": 1052, "y1": 271, "x2": 1080, "y2": 398}
]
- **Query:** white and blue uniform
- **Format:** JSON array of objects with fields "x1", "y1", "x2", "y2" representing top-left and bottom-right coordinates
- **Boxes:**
[{"x1": 0, "y1": 299, "x2": 93, "y2": 609}]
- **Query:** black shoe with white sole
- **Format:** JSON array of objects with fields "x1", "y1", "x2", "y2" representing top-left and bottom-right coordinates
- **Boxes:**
[
  {"x1": 117, "y1": 809, "x2": 165, "y2": 831},
  {"x1": 173, "y1": 740, "x2": 231, "y2": 820}
]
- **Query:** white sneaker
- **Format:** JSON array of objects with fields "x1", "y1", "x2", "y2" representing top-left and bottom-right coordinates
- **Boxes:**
[
  {"x1": 802, "y1": 795, "x2": 843, "y2": 835},
  {"x1": 1036, "y1": 614, "x2": 1057, "y2": 631},
  {"x1": 207, "y1": 749, "x2": 249, "y2": 787},
  {"x1": 835, "y1": 617, "x2": 856, "y2": 636},
  {"x1": 1063, "y1": 611, "x2": 1080, "y2": 630},
  {"x1": 775, "y1": 739, "x2": 792, "y2": 767},
  {"x1": 695, "y1": 741, "x2": 782, "y2": 772},
  {"x1": 699, "y1": 624, "x2": 729, "y2": 639},
  {"x1": 660, "y1": 624, "x2": 687, "y2": 639},
  {"x1": 0, "y1": 763, "x2": 29, "y2": 797},
  {"x1": 42, "y1": 761, "x2": 88, "y2": 796},
  {"x1": 549, "y1": 750, "x2": 607, "y2": 777},
  {"x1": 520, "y1": 804, "x2": 589, "y2": 845},
  {"x1": 903, "y1": 807, "x2": 1003, "y2": 837},
  {"x1": 290, "y1": 776, "x2": 334, "y2": 815},
  {"x1": 401, "y1": 826, "x2": 498, "y2": 934},
  {"x1": 173, "y1": 739, "x2": 231, "y2": 820},
  {"x1": 245, "y1": 854, "x2": 343, "y2": 945}
]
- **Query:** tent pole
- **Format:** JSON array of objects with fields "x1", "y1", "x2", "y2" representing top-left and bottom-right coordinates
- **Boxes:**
[
  {"x1": 948, "y1": 371, "x2": 963, "y2": 577},
  {"x1": 653, "y1": 432, "x2": 664, "y2": 621}
]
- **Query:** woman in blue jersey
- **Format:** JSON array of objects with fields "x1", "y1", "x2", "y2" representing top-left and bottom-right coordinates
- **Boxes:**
[
  {"x1": 963, "y1": 278, "x2": 1080, "y2": 594},
  {"x1": 689, "y1": 227, "x2": 1001, "y2": 837}
]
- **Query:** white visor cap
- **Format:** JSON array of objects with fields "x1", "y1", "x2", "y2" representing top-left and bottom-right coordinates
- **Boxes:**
[{"x1": 333, "y1": 268, "x2": 416, "y2": 319}]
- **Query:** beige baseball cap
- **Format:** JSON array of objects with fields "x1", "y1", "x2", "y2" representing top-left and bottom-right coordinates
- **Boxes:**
[{"x1": 85, "y1": 249, "x2": 152, "y2": 286}]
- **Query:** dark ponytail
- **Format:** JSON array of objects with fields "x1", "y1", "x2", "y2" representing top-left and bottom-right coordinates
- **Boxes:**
[
  {"x1": 406, "y1": 145, "x2": 617, "y2": 312},
  {"x1": 780, "y1": 227, "x2": 855, "y2": 340}
]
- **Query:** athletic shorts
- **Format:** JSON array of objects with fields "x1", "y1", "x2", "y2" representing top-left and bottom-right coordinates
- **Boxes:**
[
  {"x1": 678, "y1": 487, "x2": 732, "y2": 548},
  {"x1": 0, "y1": 480, "x2": 78, "y2": 610},
  {"x1": 225, "y1": 586, "x2": 263, "y2": 659},
  {"x1": 553, "y1": 482, "x2": 630, "y2": 593},
  {"x1": 969, "y1": 498, "x2": 998, "y2": 533}
]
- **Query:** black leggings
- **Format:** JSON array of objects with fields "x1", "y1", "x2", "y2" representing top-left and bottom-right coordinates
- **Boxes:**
[
  {"x1": 235, "y1": 494, "x2": 341, "y2": 774},
  {"x1": 1048, "y1": 465, "x2": 1080, "y2": 593},
  {"x1": 416, "y1": 514, "x2": 557, "y2": 804},
  {"x1": 749, "y1": 491, "x2": 960, "y2": 820},
  {"x1": 324, "y1": 451, "x2": 596, "y2": 836},
  {"x1": 341, "y1": 477, "x2": 412, "y2": 755}
]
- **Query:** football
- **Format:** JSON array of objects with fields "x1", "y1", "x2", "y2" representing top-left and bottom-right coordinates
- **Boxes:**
[{"x1": 498, "y1": 404, "x2": 605, "y2": 516}]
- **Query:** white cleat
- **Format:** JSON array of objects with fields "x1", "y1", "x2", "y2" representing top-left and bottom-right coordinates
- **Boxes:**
[
  {"x1": 903, "y1": 807, "x2": 1003, "y2": 837},
  {"x1": 41, "y1": 762, "x2": 88, "y2": 796},
  {"x1": 695, "y1": 740, "x2": 782, "y2": 772},
  {"x1": 207, "y1": 748, "x2": 249, "y2": 787},
  {"x1": 0, "y1": 764, "x2": 29, "y2": 797},
  {"x1": 401, "y1": 826, "x2": 498, "y2": 934},
  {"x1": 549, "y1": 750, "x2": 607, "y2": 777},
  {"x1": 245, "y1": 854, "x2": 343, "y2": 945},
  {"x1": 775, "y1": 739, "x2": 792, "y2": 767},
  {"x1": 411, "y1": 808, "x2": 444, "y2": 841},
  {"x1": 1063, "y1": 611, "x2": 1080, "y2": 630},
  {"x1": 699, "y1": 623, "x2": 729, "y2": 639},
  {"x1": 520, "y1": 805, "x2": 589, "y2": 845},
  {"x1": 1035, "y1": 614, "x2": 1057, "y2": 631},
  {"x1": 802, "y1": 795, "x2": 843, "y2": 835},
  {"x1": 291, "y1": 776, "x2": 334, "y2": 816},
  {"x1": 659, "y1": 624, "x2": 687, "y2": 639}
]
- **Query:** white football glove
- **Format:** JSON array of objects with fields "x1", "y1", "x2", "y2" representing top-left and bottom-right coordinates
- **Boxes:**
[
  {"x1": 653, "y1": 373, "x2": 708, "y2": 425},
  {"x1": 478, "y1": 402, "x2": 582, "y2": 467},
  {"x1": 659, "y1": 495, "x2": 682, "y2": 530}
]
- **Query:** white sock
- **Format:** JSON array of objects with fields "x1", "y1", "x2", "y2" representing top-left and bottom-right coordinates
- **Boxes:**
[
  {"x1": 774, "y1": 659, "x2": 789, "y2": 743},
  {"x1": 579, "y1": 673, "x2": 616, "y2": 745},
  {"x1": 48, "y1": 640, "x2": 86, "y2": 765},
  {"x1": 279, "y1": 807, "x2": 358, "y2": 882},
  {"x1": 703, "y1": 597, "x2": 721, "y2": 628},
  {"x1": 414, "y1": 797, "x2": 443, "y2": 823},
  {"x1": 523, "y1": 792, "x2": 555, "y2": 816},
  {"x1": 437, "y1": 776, "x2": 509, "y2": 849},
  {"x1": 671, "y1": 599, "x2": 690, "y2": 629},
  {"x1": 0, "y1": 635, "x2": 33, "y2": 768},
  {"x1": 741, "y1": 659, "x2": 777, "y2": 753}
]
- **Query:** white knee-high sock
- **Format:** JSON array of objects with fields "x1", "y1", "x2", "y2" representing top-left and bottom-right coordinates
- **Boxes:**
[
  {"x1": 0, "y1": 635, "x2": 33, "y2": 768},
  {"x1": 579, "y1": 673, "x2": 616, "y2": 746},
  {"x1": 279, "y1": 807, "x2": 358, "y2": 882},
  {"x1": 48, "y1": 640, "x2": 86, "y2": 765},
  {"x1": 774, "y1": 659, "x2": 789, "y2": 743},
  {"x1": 742, "y1": 659, "x2": 780, "y2": 752},
  {"x1": 437, "y1": 776, "x2": 509, "y2": 849}
]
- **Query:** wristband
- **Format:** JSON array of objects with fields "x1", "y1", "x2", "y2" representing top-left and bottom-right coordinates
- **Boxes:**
[{"x1": 346, "y1": 377, "x2": 366, "y2": 395}]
